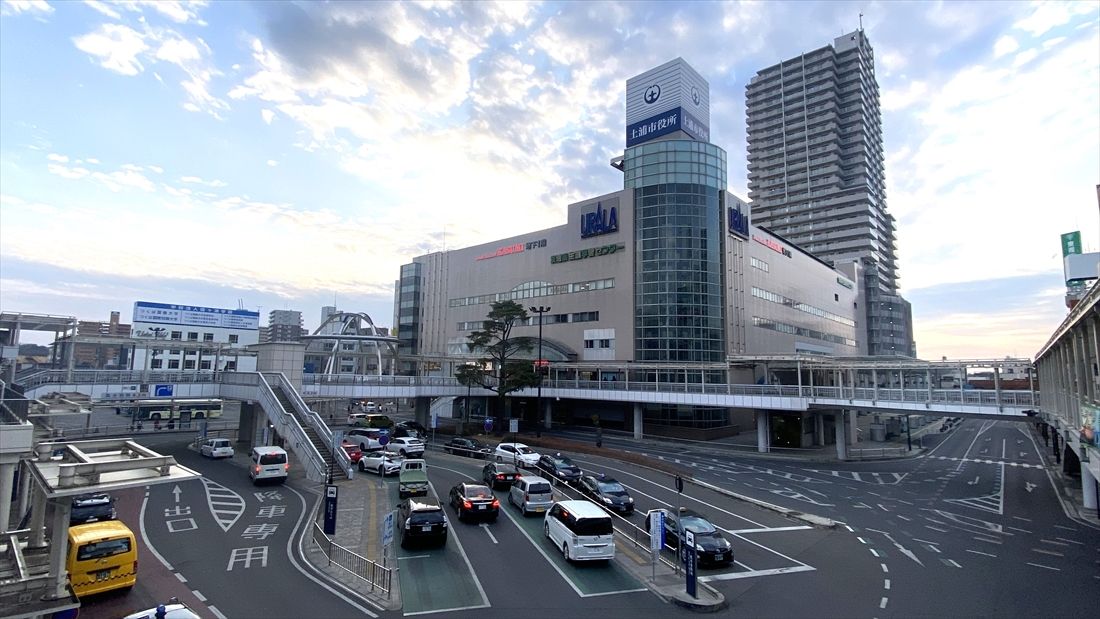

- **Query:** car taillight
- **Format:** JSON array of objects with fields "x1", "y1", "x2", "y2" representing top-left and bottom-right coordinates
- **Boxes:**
[
  {"x1": 284, "y1": 463, "x2": 290, "y2": 471},
  {"x1": 496, "y1": 474, "x2": 504, "y2": 480},
  {"x1": 253, "y1": 465, "x2": 260, "y2": 474},
  {"x1": 491, "y1": 499, "x2": 500, "y2": 508},
  {"x1": 463, "y1": 500, "x2": 472, "y2": 509},
  {"x1": 524, "y1": 493, "x2": 529, "y2": 502}
]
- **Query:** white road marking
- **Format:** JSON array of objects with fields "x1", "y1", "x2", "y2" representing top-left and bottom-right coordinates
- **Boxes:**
[
  {"x1": 203, "y1": 478, "x2": 246, "y2": 533},
  {"x1": 880, "y1": 597, "x2": 888, "y2": 609},
  {"x1": 946, "y1": 559, "x2": 962, "y2": 568},
  {"x1": 925, "y1": 525, "x2": 949, "y2": 533},
  {"x1": 1055, "y1": 537, "x2": 1083, "y2": 545},
  {"x1": 967, "y1": 476, "x2": 980, "y2": 486},
  {"x1": 1040, "y1": 539, "x2": 1069, "y2": 547},
  {"x1": 1053, "y1": 524, "x2": 1076, "y2": 531},
  {"x1": 174, "y1": 572, "x2": 187, "y2": 583},
  {"x1": 957, "y1": 420, "x2": 992, "y2": 471},
  {"x1": 884, "y1": 579, "x2": 891, "y2": 590},
  {"x1": 966, "y1": 549, "x2": 997, "y2": 558},
  {"x1": 858, "y1": 537, "x2": 868, "y2": 544},
  {"x1": 1026, "y1": 562, "x2": 1061, "y2": 571},
  {"x1": 209, "y1": 606, "x2": 228, "y2": 619},
  {"x1": 398, "y1": 554, "x2": 431, "y2": 560},
  {"x1": 870, "y1": 549, "x2": 880, "y2": 558},
  {"x1": 866, "y1": 529, "x2": 924, "y2": 567},
  {"x1": 480, "y1": 523, "x2": 499, "y2": 544},
  {"x1": 911, "y1": 538, "x2": 939, "y2": 546},
  {"x1": 139, "y1": 493, "x2": 176, "y2": 572},
  {"x1": 700, "y1": 565, "x2": 815, "y2": 582},
  {"x1": 897, "y1": 515, "x2": 912, "y2": 522},
  {"x1": 1013, "y1": 516, "x2": 1032, "y2": 522},
  {"x1": 192, "y1": 590, "x2": 206, "y2": 602},
  {"x1": 1031, "y1": 548, "x2": 1063, "y2": 557},
  {"x1": 926, "y1": 545, "x2": 941, "y2": 554},
  {"x1": 726, "y1": 526, "x2": 811, "y2": 534},
  {"x1": 877, "y1": 504, "x2": 890, "y2": 512},
  {"x1": 881, "y1": 563, "x2": 889, "y2": 573},
  {"x1": 973, "y1": 536, "x2": 1002, "y2": 545}
]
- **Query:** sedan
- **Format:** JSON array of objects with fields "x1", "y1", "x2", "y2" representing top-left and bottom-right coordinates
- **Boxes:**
[
  {"x1": 578, "y1": 474, "x2": 634, "y2": 515},
  {"x1": 448, "y1": 483, "x2": 499, "y2": 522},
  {"x1": 444, "y1": 437, "x2": 492, "y2": 459},
  {"x1": 358, "y1": 448, "x2": 403, "y2": 476},
  {"x1": 482, "y1": 462, "x2": 521, "y2": 490},
  {"x1": 341, "y1": 442, "x2": 363, "y2": 464},
  {"x1": 386, "y1": 436, "x2": 426, "y2": 458},
  {"x1": 537, "y1": 453, "x2": 582, "y2": 484},
  {"x1": 645, "y1": 508, "x2": 734, "y2": 567},
  {"x1": 493, "y1": 442, "x2": 540, "y2": 468},
  {"x1": 70, "y1": 493, "x2": 116, "y2": 525}
]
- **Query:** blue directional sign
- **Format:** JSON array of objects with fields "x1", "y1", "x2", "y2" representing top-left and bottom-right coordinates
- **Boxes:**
[
  {"x1": 685, "y1": 529, "x2": 697, "y2": 598},
  {"x1": 484, "y1": 417, "x2": 494, "y2": 433},
  {"x1": 378, "y1": 434, "x2": 390, "y2": 447},
  {"x1": 154, "y1": 384, "x2": 174, "y2": 397},
  {"x1": 323, "y1": 485, "x2": 338, "y2": 535}
]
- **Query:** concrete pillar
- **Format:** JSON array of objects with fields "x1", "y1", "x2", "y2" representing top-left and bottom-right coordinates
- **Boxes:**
[
  {"x1": 414, "y1": 397, "x2": 430, "y2": 430},
  {"x1": 48, "y1": 497, "x2": 72, "y2": 600},
  {"x1": 633, "y1": 403, "x2": 643, "y2": 440},
  {"x1": 835, "y1": 412, "x2": 848, "y2": 460},
  {"x1": 755, "y1": 410, "x2": 770, "y2": 453},
  {"x1": 544, "y1": 399, "x2": 553, "y2": 430},
  {"x1": 0, "y1": 462, "x2": 14, "y2": 532},
  {"x1": 1082, "y1": 461, "x2": 1098, "y2": 511},
  {"x1": 29, "y1": 485, "x2": 47, "y2": 548},
  {"x1": 848, "y1": 409, "x2": 858, "y2": 444},
  {"x1": 814, "y1": 412, "x2": 825, "y2": 447}
]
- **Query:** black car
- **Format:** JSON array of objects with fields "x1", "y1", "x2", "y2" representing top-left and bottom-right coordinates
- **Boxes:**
[
  {"x1": 448, "y1": 483, "x2": 499, "y2": 522},
  {"x1": 645, "y1": 508, "x2": 733, "y2": 567},
  {"x1": 537, "y1": 453, "x2": 582, "y2": 484},
  {"x1": 398, "y1": 497, "x2": 448, "y2": 548},
  {"x1": 444, "y1": 437, "x2": 491, "y2": 459},
  {"x1": 71, "y1": 493, "x2": 117, "y2": 524},
  {"x1": 482, "y1": 462, "x2": 521, "y2": 490},
  {"x1": 578, "y1": 474, "x2": 634, "y2": 515},
  {"x1": 396, "y1": 420, "x2": 427, "y2": 435}
]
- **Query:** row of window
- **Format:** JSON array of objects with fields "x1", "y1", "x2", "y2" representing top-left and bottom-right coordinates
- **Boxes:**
[
  {"x1": 456, "y1": 311, "x2": 601, "y2": 332},
  {"x1": 583, "y1": 339, "x2": 613, "y2": 349},
  {"x1": 751, "y1": 287, "x2": 856, "y2": 327},
  {"x1": 161, "y1": 331, "x2": 240, "y2": 343},
  {"x1": 752, "y1": 316, "x2": 857, "y2": 347},
  {"x1": 149, "y1": 359, "x2": 237, "y2": 370},
  {"x1": 751, "y1": 257, "x2": 770, "y2": 272},
  {"x1": 448, "y1": 279, "x2": 615, "y2": 308}
]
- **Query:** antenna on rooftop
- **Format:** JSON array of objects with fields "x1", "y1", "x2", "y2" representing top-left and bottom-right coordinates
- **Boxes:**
[{"x1": 859, "y1": 11, "x2": 864, "y2": 31}]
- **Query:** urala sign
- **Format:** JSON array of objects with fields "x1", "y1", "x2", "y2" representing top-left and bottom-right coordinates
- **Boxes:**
[
  {"x1": 581, "y1": 202, "x2": 619, "y2": 238},
  {"x1": 727, "y1": 204, "x2": 749, "y2": 239}
]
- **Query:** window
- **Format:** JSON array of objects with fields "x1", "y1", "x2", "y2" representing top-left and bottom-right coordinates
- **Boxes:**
[
  {"x1": 228, "y1": 334, "x2": 239, "y2": 344},
  {"x1": 751, "y1": 257, "x2": 770, "y2": 272},
  {"x1": 183, "y1": 360, "x2": 196, "y2": 369},
  {"x1": 168, "y1": 359, "x2": 180, "y2": 369},
  {"x1": 203, "y1": 333, "x2": 214, "y2": 342},
  {"x1": 225, "y1": 361, "x2": 236, "y2": 370},
  {"x1": 187, "y1": 332, "x2": 198, "y2": 341},
  {"x1": 200, "y1": 360, "x2": 212, "y2": 370},
  {"x1": 150, "y1": 359, "x2": 163, "y2": 369},
  {"x1": 170, "y1": 331, "x2": 182, "y2": 340},
  {"x1": 169, "y1": 349, "x2": 180, "y2": 355},
  {"x1": 599, "y1": 339, "x2": 611, "y2": 348},
  {"x1": 584, "y1": 340, "x2": 594, "y2": 349}
]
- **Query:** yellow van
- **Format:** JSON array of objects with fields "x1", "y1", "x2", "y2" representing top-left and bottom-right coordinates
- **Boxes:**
[{"x1": 67, "y1": 520, "x2": 137, "y2": 598}]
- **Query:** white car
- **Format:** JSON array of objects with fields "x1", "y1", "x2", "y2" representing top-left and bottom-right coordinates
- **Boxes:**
[
  {"x1": 386, "y1": 436, "x2": 425, "y2": 458},
  {"x1": 494, "y1": 443, "x2": 540, "y2": 468},
  {"x1": 358, "y1": 449, "x2": 403, "y2": 476},
  {"x1": 123, "y1": 598, "x2": 200, "y2": 619},
  {"x1": 199, "y1": 438, "x2": 234, "y2": 459}
]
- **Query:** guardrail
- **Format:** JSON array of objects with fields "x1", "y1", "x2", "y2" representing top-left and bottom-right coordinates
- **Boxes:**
[
  {"x1": 49, "y1": 420, "x2": 239, "y2": 441},
  {"x1": 849, "y1": 446, "x2": 911, "y2": 460},
  {"x1": 311, "y1": 522, "x2": 392, "y2": 596},
  {"x1": 252, "y1": 373, "x2": 328, "y2": 483}
]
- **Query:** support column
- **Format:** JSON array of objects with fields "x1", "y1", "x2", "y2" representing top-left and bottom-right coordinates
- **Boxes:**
[
  {"x1": 414, "y1": 397, "x2": 430, "y2": 430},
  {"x1": 0, "y1": 462, "x2": 14, "y2": 532},
  {"x1": 48, "y1": 497, "x2": 72, "y2": 600},
  {"x1": 633, "y1": 403, "x2": 643, "y2": 440},
  {"x1": 755, "y1": 410, "x2": 770, "y2": 453},
  {"x1": 1081, "y1": 461, "x2": 1098, "y2": 511},
  {"x1": 848, "y1": 408, "x2": 858, "y2": 444},
  {"x1": 814, "y1": 412, "x2": 825, "y2": 447},
  {"x1": 544, "y1": 399, "x2": 553, "y2": 431},
  {"x1": 835, "y1": 412, "x2": 848, "y2": 460}
]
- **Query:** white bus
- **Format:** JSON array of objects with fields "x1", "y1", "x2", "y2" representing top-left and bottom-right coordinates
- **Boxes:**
[{"x1": 130, "y1": 398, "x2": 223, "y2": 422}]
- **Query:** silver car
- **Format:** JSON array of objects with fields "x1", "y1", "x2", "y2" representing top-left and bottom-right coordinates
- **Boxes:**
[
  {"x1": 509, "y1": 476, "x2": 554, "y2": 516},
  {"x1": 358, "y1": 448, "x2": 403, "y2": 476}
]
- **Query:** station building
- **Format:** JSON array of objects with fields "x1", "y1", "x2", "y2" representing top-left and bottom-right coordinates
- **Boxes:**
[{"x1": 396, "y1": 59, "x2": 866, "y2": 432}]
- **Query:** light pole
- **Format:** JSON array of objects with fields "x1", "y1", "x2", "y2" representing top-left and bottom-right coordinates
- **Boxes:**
[{"x1": 529, "y1": 305, "x2": 550, "y2": 439}]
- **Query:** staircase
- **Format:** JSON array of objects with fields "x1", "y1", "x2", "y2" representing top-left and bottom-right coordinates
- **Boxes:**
[{"x1": 270, "y1": 385, "x2": 336, "y2": 475}]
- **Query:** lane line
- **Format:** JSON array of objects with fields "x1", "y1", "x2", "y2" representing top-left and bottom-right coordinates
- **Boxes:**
[
  {"x1": 973, "y1": 536, "x2": 1002, "y2": 545},
  {"x1": 924, "y1": 525, "x2": 948, "y2": 533},
  {"x1": 1040, "y1": 539, "x2": 1070, "y2": 547},
  {"x1": 957, "y1": 421, "x2": 991, "y2": 471},
  {"x1": 1026, "y1": 562, "x2": 1061, "y2": 571},
  {"x1": 966, "y1": 549, "x2": 997, "y2": 558},
  {"x1": 209, "y1": 606, "x2": 227, "y2": 619},
  {"x1": 699, "y1": 565, "x2": 815, "y2": 582},
  {"x1": 911, "y1": 538, "x2": 940, "y2": 546},
  {"x1": 174, "y1": 572, "x2": 187, "y2": 583},
  {"x1": 726, "y1": 525, "x2": 812, "y2": 534},
  {"x1": 397, "y1": 554, "x2": 431, "y2": 560},
  {"x1": 881, "y1": 563, "x2": 889, "y2": 573},
  {"x1": 884, "y1": 579, "x2": 890, "y2": 590},
  {"x1": 870, "y1": 549, "x2": 880, "y2": 558},
  {"x1": 880, "y1": 597, "x2": 888, "y2": 609},
  {"x1": 1055, "y1": 537, "x2": 1083, "y2": 545},
  {"x1": 946, "y1": 559, "x2": 962, "y2": 568},
  {"x1": 1031, "y1": 548, "x2": 1063, "y2": 557},
  {"x1": 139, "y1": 490, "x2": 175, "y2": 571},
  {"x1": 192, "y1": 590, "x2": 207, "y2": 602}
]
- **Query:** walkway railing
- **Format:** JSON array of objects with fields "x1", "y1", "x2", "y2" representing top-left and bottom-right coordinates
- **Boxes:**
[{"x1": 310, "y1": 523, "x2": 391, "y2": 596}]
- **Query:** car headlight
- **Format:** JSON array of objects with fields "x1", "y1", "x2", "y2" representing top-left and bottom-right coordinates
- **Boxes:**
[
  {"x1": 626, "y1": 497, "x2": 634, "y2": 503},
  {"x1": 601, "y1": 497, "x2": 613, "y2": 504}
]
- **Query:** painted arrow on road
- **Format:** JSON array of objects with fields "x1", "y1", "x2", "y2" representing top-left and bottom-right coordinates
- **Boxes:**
[
  {"x1": 1025, "y1": 482, "x2": 1037, "y2": 493},
  {"x1": 172, "y1": 485, "x2": 182, "y2": 502},
  {"x1": 968, "y1": 476, "x2": 980, "y2": 486}
]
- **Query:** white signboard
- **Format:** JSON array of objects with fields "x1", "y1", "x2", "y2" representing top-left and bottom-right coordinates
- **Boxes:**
[
  {"x1": 382, "y1": 511, "x2": 395, "y2": 548},
  {"x1": 649, "y1": 510, "x2": 664, "y2": 551},
  {"x1": 625, "y1": 58, "x2": 710, "y2": 127},
  {"x1": 132, "y1": 301, "x2": 260, "y2": 331},
  {"x1": 509, "y1": 418, "x2": 519, "y2": 434}
]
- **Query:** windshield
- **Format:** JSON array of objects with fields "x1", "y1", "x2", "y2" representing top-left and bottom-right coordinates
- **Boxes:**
[
  {"x1": 597, "y1": 481, "x2": 626, "y2": 494},
  {"x1": 494, "y1": 464, "x2": 519, "y2": 474},
  {"x1": 679, "y1": 516, "x2": 716, "y2": 533},
  {"x1": 517, "y1": 447, "x2": 534, "y2": 455},
  {"x1": 465, "y1": 486, "x2": 493, "y2": 499},
  {"x1": 555, "y1": 457, "x2": 576, "y2": 467}
]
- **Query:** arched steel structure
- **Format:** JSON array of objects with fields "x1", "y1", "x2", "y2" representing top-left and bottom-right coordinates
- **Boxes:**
[{"x1": 301, "y1": 312, "x2": 399, "y2": 376}]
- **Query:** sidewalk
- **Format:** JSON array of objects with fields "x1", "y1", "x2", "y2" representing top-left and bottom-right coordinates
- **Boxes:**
[{"x1": 1026, "y1": 422, "x2": 1100, "y2": 527}]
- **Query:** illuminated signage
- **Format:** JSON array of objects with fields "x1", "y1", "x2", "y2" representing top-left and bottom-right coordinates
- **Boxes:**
[
  {"x1": 581, "y1": 202, "x2": 618, "y2": 238},
  {"x1": 727, "y1": 204, "x2": 749, "y2": 239},
  {"x1": 476, "y1": 239, "x2": 546, "y2": 261},
  {"x1": 626, "y1": 106, "x2": 709, "y2": 148},
  {"x1": 551, "y1": 243, "x2": 626, "y2": 264},
  {"x1": 836, "y1": 277, "x2": 853, "y2": 289},
  {"x1": 752, "y1": 235, "x2": 792, "y2": 258}
]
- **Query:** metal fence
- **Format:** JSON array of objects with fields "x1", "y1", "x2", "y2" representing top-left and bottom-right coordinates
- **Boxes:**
[{"x1": 310, "y1": 523, "x2": 391, "y2": 596}]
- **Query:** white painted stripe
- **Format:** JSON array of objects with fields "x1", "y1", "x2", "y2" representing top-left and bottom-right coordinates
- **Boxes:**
[
  {"x1": 844, "y1": 525, "x2": 855, "y2": 532},
  {"x1": 726, "y1": 525, "x2": 811, "y2": 534},
  {"x1": 192, "y1": 590, "x2": 206, "y2": 602},
  {"x1": 1055, "y1": 537, "x2": 1083, "y2": 545},
  {"x1": 881, "y1": 563, "x2": 889, "y2": 573},
  {"x1": 858, "y1": 537, "x2": 868, "y2": 544},
  {"x1": 884, "y1": 579, "x2": 890, "y2": 590},
  {"x1": 139, "y1": 494, "x2": 175, "y2": 572},
  {"x1": 924, "y1": 525, "x2": 948, "y2": 533},
  {"x1": 926, "y1": 545, "x2": 941, "y2": 554},
  {"x1": 966, "y1": 549, "x2": 997, "y2": 558},
  {"x1": 897, "y1": 515, "x2": 911, "y2": 522},
  {"x1": 973, "y1": 536, "x2": 1002, "y2": 545},
  {"x1": 174, "y1": 572, "x2": 187, "y2": 583},
  {"x1": 1026, "y1": 562, "x2": 1061, "y2": 571},
  {"x1": 398, "y1": 554, "x2": 431, "y2": 560},
  {"x1": 911, "y1": 538, "x2": 939, "y2": 546},
  {"x1": 699, "y1": 565, "x2": 815, "y2": 582},
  {"x1": 1040, "y1": 539, "x2": 1070, "y2": 547},
  {"x1": 870, "y1": 549, "x2": 879, "y2": 558},
  {"x1": 946, "y1": 559, "x2": 962, "y2": 568},
  {"x1": 880, "y1": 597, "x2": 888, "y2": 609},
  {"x1": 1031, "y1": 548, "x2": 1063, "y2": 557},
  {"x1": 405, "y1": 603, "x2": 493, "y2": 616},
  {"x1": 1053, "y1": 524, "x2": 1076, "y2": 531},
  {"x1": 209, "y1": 605, "x2": 228, "y2": 619}
]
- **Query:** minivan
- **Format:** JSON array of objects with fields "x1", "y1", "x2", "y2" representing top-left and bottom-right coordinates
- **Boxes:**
[
  {"x1": 249, "y1": 446, "x2": 289, "y2": 484},
  {"x1": 509, "y1": 476, "x2": 554, "y2": 516},
  {"x1": 544, "y1": 500, "x2": 615, "y2": 562},
  {"x1": 67, "y1": 520, "x2": 138, "y2": 598}
]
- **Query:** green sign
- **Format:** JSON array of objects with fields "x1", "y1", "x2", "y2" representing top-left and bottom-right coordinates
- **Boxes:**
[
  {"x1": 836, "y1": 277, "x2": 853, "y2": 289},
  {"x1": 551, "y1": 243, "x2": 625, "y2": 264},
  {"x1": 1061, "y1": 231, "x2": 1081, "y2": 257}
]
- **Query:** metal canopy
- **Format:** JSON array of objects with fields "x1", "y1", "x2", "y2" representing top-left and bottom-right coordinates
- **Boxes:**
[{"x1": 28, "y1": 438, "x2": 199, "y2": 498}]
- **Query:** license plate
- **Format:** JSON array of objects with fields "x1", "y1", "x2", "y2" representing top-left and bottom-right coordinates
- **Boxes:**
[
  {"x1": 534, "y1": 507, "x2": 545, "y2": 513},
  {"x1": 478, "y1": 504, "x2": 486, "y2": 510},
  {"x1": 421, "y1": 526, "x2": 432, "y2": 532},
  {"x1": 715, "y1": 553, "x2": 725, "y2": 560},
  {"x1": 95, "y1": 569, "x2": 111, "y2": 581}
]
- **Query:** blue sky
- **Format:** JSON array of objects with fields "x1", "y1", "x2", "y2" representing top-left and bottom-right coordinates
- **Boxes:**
[{"x1": 1, "y1": 0, "x2": 1097, "y2": 360}]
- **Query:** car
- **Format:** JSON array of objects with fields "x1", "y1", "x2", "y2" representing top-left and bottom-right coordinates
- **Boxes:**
[
  {"x1": 482, "y1": 461, "x2": 521, "y2": 490},
  {"x1": 200, "y1": 438, "x2": 234, "y2": 459},
  {"x1": 493, "y1": 442, "x2": 540, "y2": 468},
  {"x1": 386, "y1": 436, "x2": 425, "y2": 458},
  {"x1": 392, "y1": 425, "x2": 422, "y2": 439},
  {"x1": 341, "y1": 441, "x2": 363, "y2": 464},
  {"x1": 364, "y1": 401, "x2": 378, "y2": 412},
  {"x1": 537, "y1": 453, "x2": 582, "y2": 484},
  {"x1": 122, "y1": 598, "x2": 201, "y2": 619},
  {"x1": 70, "y1": 493, "x2": 116, "y2": 525},
  {"x1": 448, "y1": 483, "x2": 499, "y2": 522},
  {"x1": 444, "y1": 437, "x2": 491, "y2": 459},
  {"x1": 578, "y1": 474, "x2": 635, "y2": 515},
  {"x1": 346, "y1": 428, "x2": 385, "y2": 450},
  {"x1": 348, "y1": 412, "x2": 369, "y2": 426},
  {"x1": 398, "y1": 496, "x2": 448, "y2": 548},
  {"x1": 358, "y1": 448, "x2": 403, "y2": 476},
  {"x1": 395, "y1": 420, "x2": 428, "y2": 436},
  {"x1": 645, "y1": 508, "x2": 733, "y2": 567},
  {"x1": 508, "y1": 476, "x2": 554, "y2": 516}
]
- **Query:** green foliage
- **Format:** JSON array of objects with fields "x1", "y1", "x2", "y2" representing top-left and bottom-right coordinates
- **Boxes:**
[{"x1": 463, "y1": 301, "x2": 541, "y2": 416}]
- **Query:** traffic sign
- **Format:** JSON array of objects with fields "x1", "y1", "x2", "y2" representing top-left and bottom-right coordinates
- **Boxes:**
[
  {"x1": 685, "y1": 529, "x2": 697, "y2": 598},
  {"x1": 484, "y1": 417, "x2": 494, "y2": 433},
  {"x1": 378, "y1": 434, "x2": 390, "y2": 446},
  {"x1": 323, "y1": 485, "x2": 338, "y2": 535},
  {"x1": 509, "y1": 418, "x2": 519, "y2": 434},
  {"x1": 382, "y1": 511, "x2": 394, "y2": 547},
  {"x1": 649, "y1": 510, "x2": 664, "y2": 551}
]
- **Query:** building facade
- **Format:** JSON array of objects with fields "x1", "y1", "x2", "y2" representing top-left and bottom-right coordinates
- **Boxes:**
[
  {"x1": 131, "y1": 301, "x2": 259, "y2": 372},
  {"x1": 745, "y1": 30, "x2": 915, "y2": 357},
  {"x1": 261, "y1": 309, "x2": 306, "y2": 343},
  {"x1": 71, "y1": 311, "x2": 131, "y2": 369}
]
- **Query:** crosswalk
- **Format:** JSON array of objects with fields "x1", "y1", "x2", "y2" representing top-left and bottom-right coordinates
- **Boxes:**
[
  {"x1": 203, "y1": 477, "x2": 245, "y2": 532},
  {"x1": 804, "y1": 470, "x2": 908, "y2": 485},
  {"x1": 922, "y1": 455, "x2": 1043, "y2": 469}
]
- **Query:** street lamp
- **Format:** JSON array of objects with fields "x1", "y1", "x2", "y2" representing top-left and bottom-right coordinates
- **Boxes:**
[{"x1": 529, "y1": 305, "x2": 550, "y2": 438}]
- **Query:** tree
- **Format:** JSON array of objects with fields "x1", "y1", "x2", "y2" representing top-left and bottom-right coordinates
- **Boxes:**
[
  {"x1": 464, "y1": 300, "x2": 540, "y2": 422},
  {"x1": 454, "y1": 364, "x2": 482, "y2": 422}
]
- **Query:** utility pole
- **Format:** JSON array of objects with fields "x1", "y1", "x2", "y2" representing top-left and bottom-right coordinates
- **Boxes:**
[{"x1": 529, "y1": 305, "x2": 550, "y2": 439}]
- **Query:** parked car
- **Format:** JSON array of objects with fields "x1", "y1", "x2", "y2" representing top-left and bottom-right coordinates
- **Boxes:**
[
  {"x1": 386, "y1": 436, "x2": 425, "y2": 458},
  {"x1": 537, "y1": 453, "x2": 582, "y2": 484},
  {"x1": 341, "y1": 441, "x2": 363, "y2": 464},
  {"x1": 578, "y1": 474, "x2": 634, "y2": 515},
  {"x1": 200, "y1": 438, "x2": 234, "y2": 459},
  {"x1": 645, "y1": 508, "x2": 733, "y2": 567},
  {"x1": 358, "y1": 448, "x2": 403, "y2": 476},
  {"x1": 508, "y1": 476, "x2": 555, "y2": 516},
  {"x1": 364, "y1": 401, "x2": 378, "y2": 412},
  {"x1": 122, "y1": 598, "x2": 201, "y2": 619},
  {"x1": 346, "y1": 428, "x2": 385, "y2": 451},
  {"x1": 395, "y1": 420, "x2": 428, "y2": 437},
  {"x1": 493, "y1": 442, "x2": 540, "y2": 468},
  {"x1": 444, "y1": 437, "x2": 491, "y2": 459},
  {"x1": 482, "y1": 461, "x2": 521, "y2": 490},
  {"x1": 448, "y1": 483, "x2": 499, "y2": 522},
  {"x1": 70, "y1": 493, "x2": 116, "y2": 525},
  {"x1": 398, "y1": 496, "x2": 448, "y2": 548}
]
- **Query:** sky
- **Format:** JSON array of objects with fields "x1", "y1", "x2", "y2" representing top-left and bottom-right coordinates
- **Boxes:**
[{"x1": 1, "y1": 0, "x2": 1097, "y2": 361}]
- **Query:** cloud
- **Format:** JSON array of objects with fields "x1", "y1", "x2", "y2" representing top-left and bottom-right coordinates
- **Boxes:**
[
  {"x1": 261, "y1": 109, "x2": 275, "y2": 124},
  {"x1": 46, "y1": 153, "x2": 68, "y2": 163},
  {"x1": 83, "y1": 0, "x2": 119, "y2": 19},
  {"x1": 179, "y1": 175, "x2": 226, "y2": 187},
  {"x1": 266, "y1": 160, "x2": 278, "y2": 167},
  {"x1": 1, "y1": 0, "x2": 52, "y2": 15},
  {"x1": 47, "y1": 158, "x2": 156, "y2": 192},
  {"x1": 992, "y1": 35, "x2": 1019, "y2": 58},
  {"x1": 1013, "y1": 0, "x2": 1096, "y2": 37},
  {"x1": 72, "y1": 24, "x2": 148, "y2": 76}
]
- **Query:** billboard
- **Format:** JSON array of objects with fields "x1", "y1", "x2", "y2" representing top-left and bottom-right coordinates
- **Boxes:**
[
  {"x1": 625, "y1": 58, "x2": 710, "y2": 147},
  {"x1": 132, "y1": 301, "x2": 260, "y2": 330}
]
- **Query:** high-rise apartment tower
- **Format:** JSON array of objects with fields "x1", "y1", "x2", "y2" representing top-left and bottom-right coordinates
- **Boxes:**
[{"x1": 746, "y1": 30, "x2": 915, "y2": 356}]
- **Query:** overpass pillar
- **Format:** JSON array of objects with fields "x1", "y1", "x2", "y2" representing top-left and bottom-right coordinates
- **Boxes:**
[
  {"x1": 848, "y1": 409, "x2": 858, "y2": 444},
  {"x1": 414, "y1": 397, "x2": 430, "y2": 430},
  {"x1": 633, "y1": 403, "x2": 643, "y2": 440},
  {"x1": 1082, "y1": 461, "x2": 1098, "y2": 511},
  {"x1": 544, "y1": 399, "x2": 553, "y2": 431},
  {"x1": 0, "y1": 462, "x2": 14, "y2": 532},
  {"x1": 239, "y1": 401, "x2": 259, "y2": 448},
  {"x1": 814, "y1": 412, "x2": 825, "y2": 446},
  {"x1": 835, "y1": 412, "x2": 849, "y2": 460},
  {"x1": 755, "y1": 410, "x2": 770, "y2": 453}
]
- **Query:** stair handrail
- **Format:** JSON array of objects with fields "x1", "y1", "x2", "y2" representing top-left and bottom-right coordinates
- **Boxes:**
[
  {"x1": 262, "y1": 373, "x2": 352, "y2": 479},
  {"x1": 254, "y1": 373, "x2": 327, "y2": 482}
]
